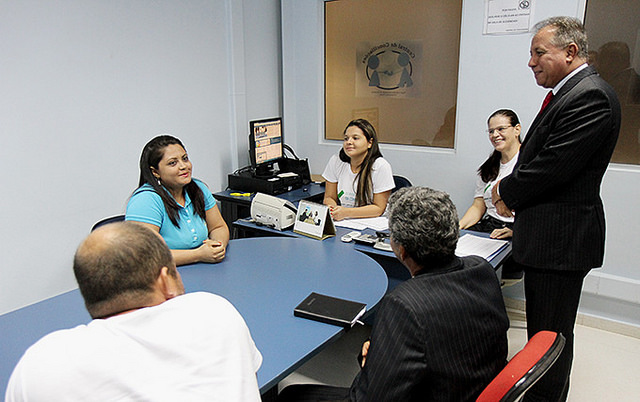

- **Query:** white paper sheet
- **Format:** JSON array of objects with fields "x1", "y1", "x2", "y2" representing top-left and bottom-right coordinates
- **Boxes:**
[
  {"x1": 455, "y1": 234, "x2": 508, "y2": 259},
  {"x1": 334, "y1": 216, "x2": 389, "y2": 231},
  {"x1": 483, "y1": 0, "x2": 535, "y2": 35}
]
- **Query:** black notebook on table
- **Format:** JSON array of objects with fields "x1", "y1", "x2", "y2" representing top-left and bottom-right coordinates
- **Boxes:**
[{"x1": 294, "y1": 292, "x2": 367, "y2": 327}]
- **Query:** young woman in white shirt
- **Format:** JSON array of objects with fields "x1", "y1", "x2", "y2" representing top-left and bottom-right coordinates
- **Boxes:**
[
  {"x1": 459, "y1": 109, "x2": 521, "y2": 239},
  {"x1": 322, "y1": 119, "x2": 395, "y2": 221}
]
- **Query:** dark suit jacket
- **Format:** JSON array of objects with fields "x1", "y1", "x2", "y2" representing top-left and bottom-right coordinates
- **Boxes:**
[
  {"x1": 350, "y1": 256, "x2": 509, "y2": 401},
  {"x1": 500, "y1": 65, "x2": 621, "y2": 270}
]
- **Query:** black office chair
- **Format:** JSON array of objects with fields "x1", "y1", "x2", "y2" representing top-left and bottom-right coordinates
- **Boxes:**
[
  {"x1": 392, "y1": 175, "x2": 412, "y2": 193},
  {"x1": 91, "y1": 215, "x2": 125, "y2": 231}
]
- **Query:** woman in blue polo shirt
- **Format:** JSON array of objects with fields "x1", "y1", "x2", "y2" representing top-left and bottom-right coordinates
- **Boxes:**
[{"x1": 126, "y1": 135, "x2": 229, "y2": 266}]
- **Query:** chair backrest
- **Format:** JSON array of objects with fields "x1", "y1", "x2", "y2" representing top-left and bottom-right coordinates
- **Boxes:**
[
  {"x1": 392, "y1": 175, "x2": 412, "y2": 193},
  {"x1": 476, "y1": 331, "x2": 566, "y2": 402},
  {"x1": 91, "y1": 215, "x2": 125, "y2": 231}
]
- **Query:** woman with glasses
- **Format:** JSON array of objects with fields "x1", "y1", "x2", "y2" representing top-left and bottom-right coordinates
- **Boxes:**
[{"x1": 459, "y1": 109, "x2": 521, "y2": 239}]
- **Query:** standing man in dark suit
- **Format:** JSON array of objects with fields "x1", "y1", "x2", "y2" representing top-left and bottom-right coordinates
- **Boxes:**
[
  {"x1": 279, "y1": 187, "x2": 509, "y2": 401},
  {"x1": 492, "y1": 17, "x2": 621, "y2": 401}
]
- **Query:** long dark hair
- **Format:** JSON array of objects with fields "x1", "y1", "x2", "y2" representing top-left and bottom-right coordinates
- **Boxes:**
[
  {"x1": 338, "y1": 119, "x2": 383, "y2": 206},
  {"x1": 478, "y1": 109, "x2": 520, "y2": 182},
  {"x1": 136, "y1": 135, "x2": 206, "y2": 228}
]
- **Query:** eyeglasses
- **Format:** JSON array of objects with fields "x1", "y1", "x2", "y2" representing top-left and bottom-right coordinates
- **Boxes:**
[{"x1": 487, "y1": 125, "x2": 512, "y2": 135}]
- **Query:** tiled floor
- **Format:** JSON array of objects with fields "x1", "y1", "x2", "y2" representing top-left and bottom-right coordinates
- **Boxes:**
[
  {"x1": 508, "y1": 320, "x2": 640, "y2": 401},
  {"x1": 280, "y1": 317, "x2": 640, "y2": 400}
]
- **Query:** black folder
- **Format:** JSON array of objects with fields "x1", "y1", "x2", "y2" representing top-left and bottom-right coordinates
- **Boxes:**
[{"x1": 294, "y1": 292, "x2": 366, "y2": 327}]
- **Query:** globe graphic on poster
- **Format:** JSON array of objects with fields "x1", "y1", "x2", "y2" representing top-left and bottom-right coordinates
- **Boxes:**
[{"x1": 366, "y1": 49, "x2": 413, "y2": 90}]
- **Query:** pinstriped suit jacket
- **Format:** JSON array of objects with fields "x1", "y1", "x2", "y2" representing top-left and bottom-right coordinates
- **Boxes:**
[
  {"x1": 500, "y1": 65, "x2": 621, "y2": 270},
  {"x1": 349, "y1": 256, "x2": 509, "y2": 401}
]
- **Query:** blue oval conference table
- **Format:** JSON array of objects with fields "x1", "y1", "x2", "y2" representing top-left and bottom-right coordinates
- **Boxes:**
[{"x1": 0, "y1": 237, "x2": 388, "y2": 397}]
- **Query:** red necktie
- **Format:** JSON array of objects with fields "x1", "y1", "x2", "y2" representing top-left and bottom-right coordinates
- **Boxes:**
[{"x1": 539, "y1": 91, "x2": 554, "y2": 114}]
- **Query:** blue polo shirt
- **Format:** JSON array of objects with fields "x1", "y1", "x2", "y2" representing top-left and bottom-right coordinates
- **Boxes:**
[{"x1": 125, "y1": 179, "x2": 217, "y2": 250}]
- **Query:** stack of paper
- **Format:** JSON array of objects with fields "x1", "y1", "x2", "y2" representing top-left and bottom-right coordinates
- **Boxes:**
[
  {"x1": 334, "y1": 216, "x2": 388, "y2": 231},
  {"x1": 455, "y1": 234, "x2": 508, "y2": 260}
]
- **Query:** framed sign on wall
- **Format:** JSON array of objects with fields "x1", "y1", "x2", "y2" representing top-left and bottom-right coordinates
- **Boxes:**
[{"x1": 325, "y1": 0, "x2": 463, "y2": 148}]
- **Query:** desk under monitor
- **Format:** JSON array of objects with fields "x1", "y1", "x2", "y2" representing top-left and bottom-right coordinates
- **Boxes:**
[
  {"x1": 214, "y1": 183, "x2": 325, "y2": 230},
  {"x1": 0, "y1": 237, "x2": 387, "y2": 397}
]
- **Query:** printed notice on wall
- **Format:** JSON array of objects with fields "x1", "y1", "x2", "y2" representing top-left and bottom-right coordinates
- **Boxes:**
[{"x1": 483, "y1": 0, "x2": 535, "y2": 35}]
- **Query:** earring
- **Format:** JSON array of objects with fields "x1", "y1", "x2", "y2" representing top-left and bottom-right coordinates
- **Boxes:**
[{"x1": 157, "y1": 178, "x2": 161, "y2": 186}]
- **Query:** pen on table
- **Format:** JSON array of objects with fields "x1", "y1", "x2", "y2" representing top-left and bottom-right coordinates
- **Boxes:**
[{"x1": 230, "y1": 192, "x2": 251, "y2": 197}]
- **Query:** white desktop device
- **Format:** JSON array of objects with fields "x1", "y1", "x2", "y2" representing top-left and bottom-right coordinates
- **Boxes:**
[
  {"x1": 250, "y1": 192, "x2": 297, "y2": 231},
  {"x1": 341, "y1": 231, "x2": 362, "y2": 243}
]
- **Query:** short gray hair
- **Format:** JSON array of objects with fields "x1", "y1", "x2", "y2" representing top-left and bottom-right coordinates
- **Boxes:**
[
  {"x1": 533, "y1": 16, "x2": 588, "y2": 60},
  {"x1": 388, "y1": 187, "x2": 459, "y2": 266}
]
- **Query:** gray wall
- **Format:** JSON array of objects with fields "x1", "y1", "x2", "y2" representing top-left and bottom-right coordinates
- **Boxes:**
[
  {"x1": 3, "y1": 0, "x2": 638, "y2": 329},
  {"x1": 282, "y1": 0, "x2": 640, "y2": 327},
  {"x1": 0, "y1": 0, "x2": 282, "y2": 314}
]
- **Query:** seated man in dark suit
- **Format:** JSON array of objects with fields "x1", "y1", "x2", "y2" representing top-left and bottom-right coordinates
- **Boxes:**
[
  {"x1": 6, "y1": 222, "x2": 262, "y2": 401},
  {"x1": 279, "y1": 186, "x2": 509, "y2": 401}
]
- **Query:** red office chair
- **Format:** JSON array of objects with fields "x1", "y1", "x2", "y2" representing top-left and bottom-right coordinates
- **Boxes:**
[{"x1": 476, "y1": 331, "x2": 566, "y2": 402}]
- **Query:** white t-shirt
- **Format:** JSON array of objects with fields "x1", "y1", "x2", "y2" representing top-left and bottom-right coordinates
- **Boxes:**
[
  {"x1": 322, "y1": 154, "x2": 394, "y2": 208},
  {"x1": 473, "y1": 153, "x2": 518, "y2": 223},
  {"x1": 6, "y1": 292, "x2": 262, "y2": 402}
]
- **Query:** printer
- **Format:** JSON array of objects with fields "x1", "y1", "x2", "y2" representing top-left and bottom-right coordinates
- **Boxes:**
[{"x1": 250, "y1": 193, "x2": 297, "y2": 231}]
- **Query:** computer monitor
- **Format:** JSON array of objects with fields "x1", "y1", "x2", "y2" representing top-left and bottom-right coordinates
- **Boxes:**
[{"x1": 249, "y1": 117, "x2": 284, "y2": 177}]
